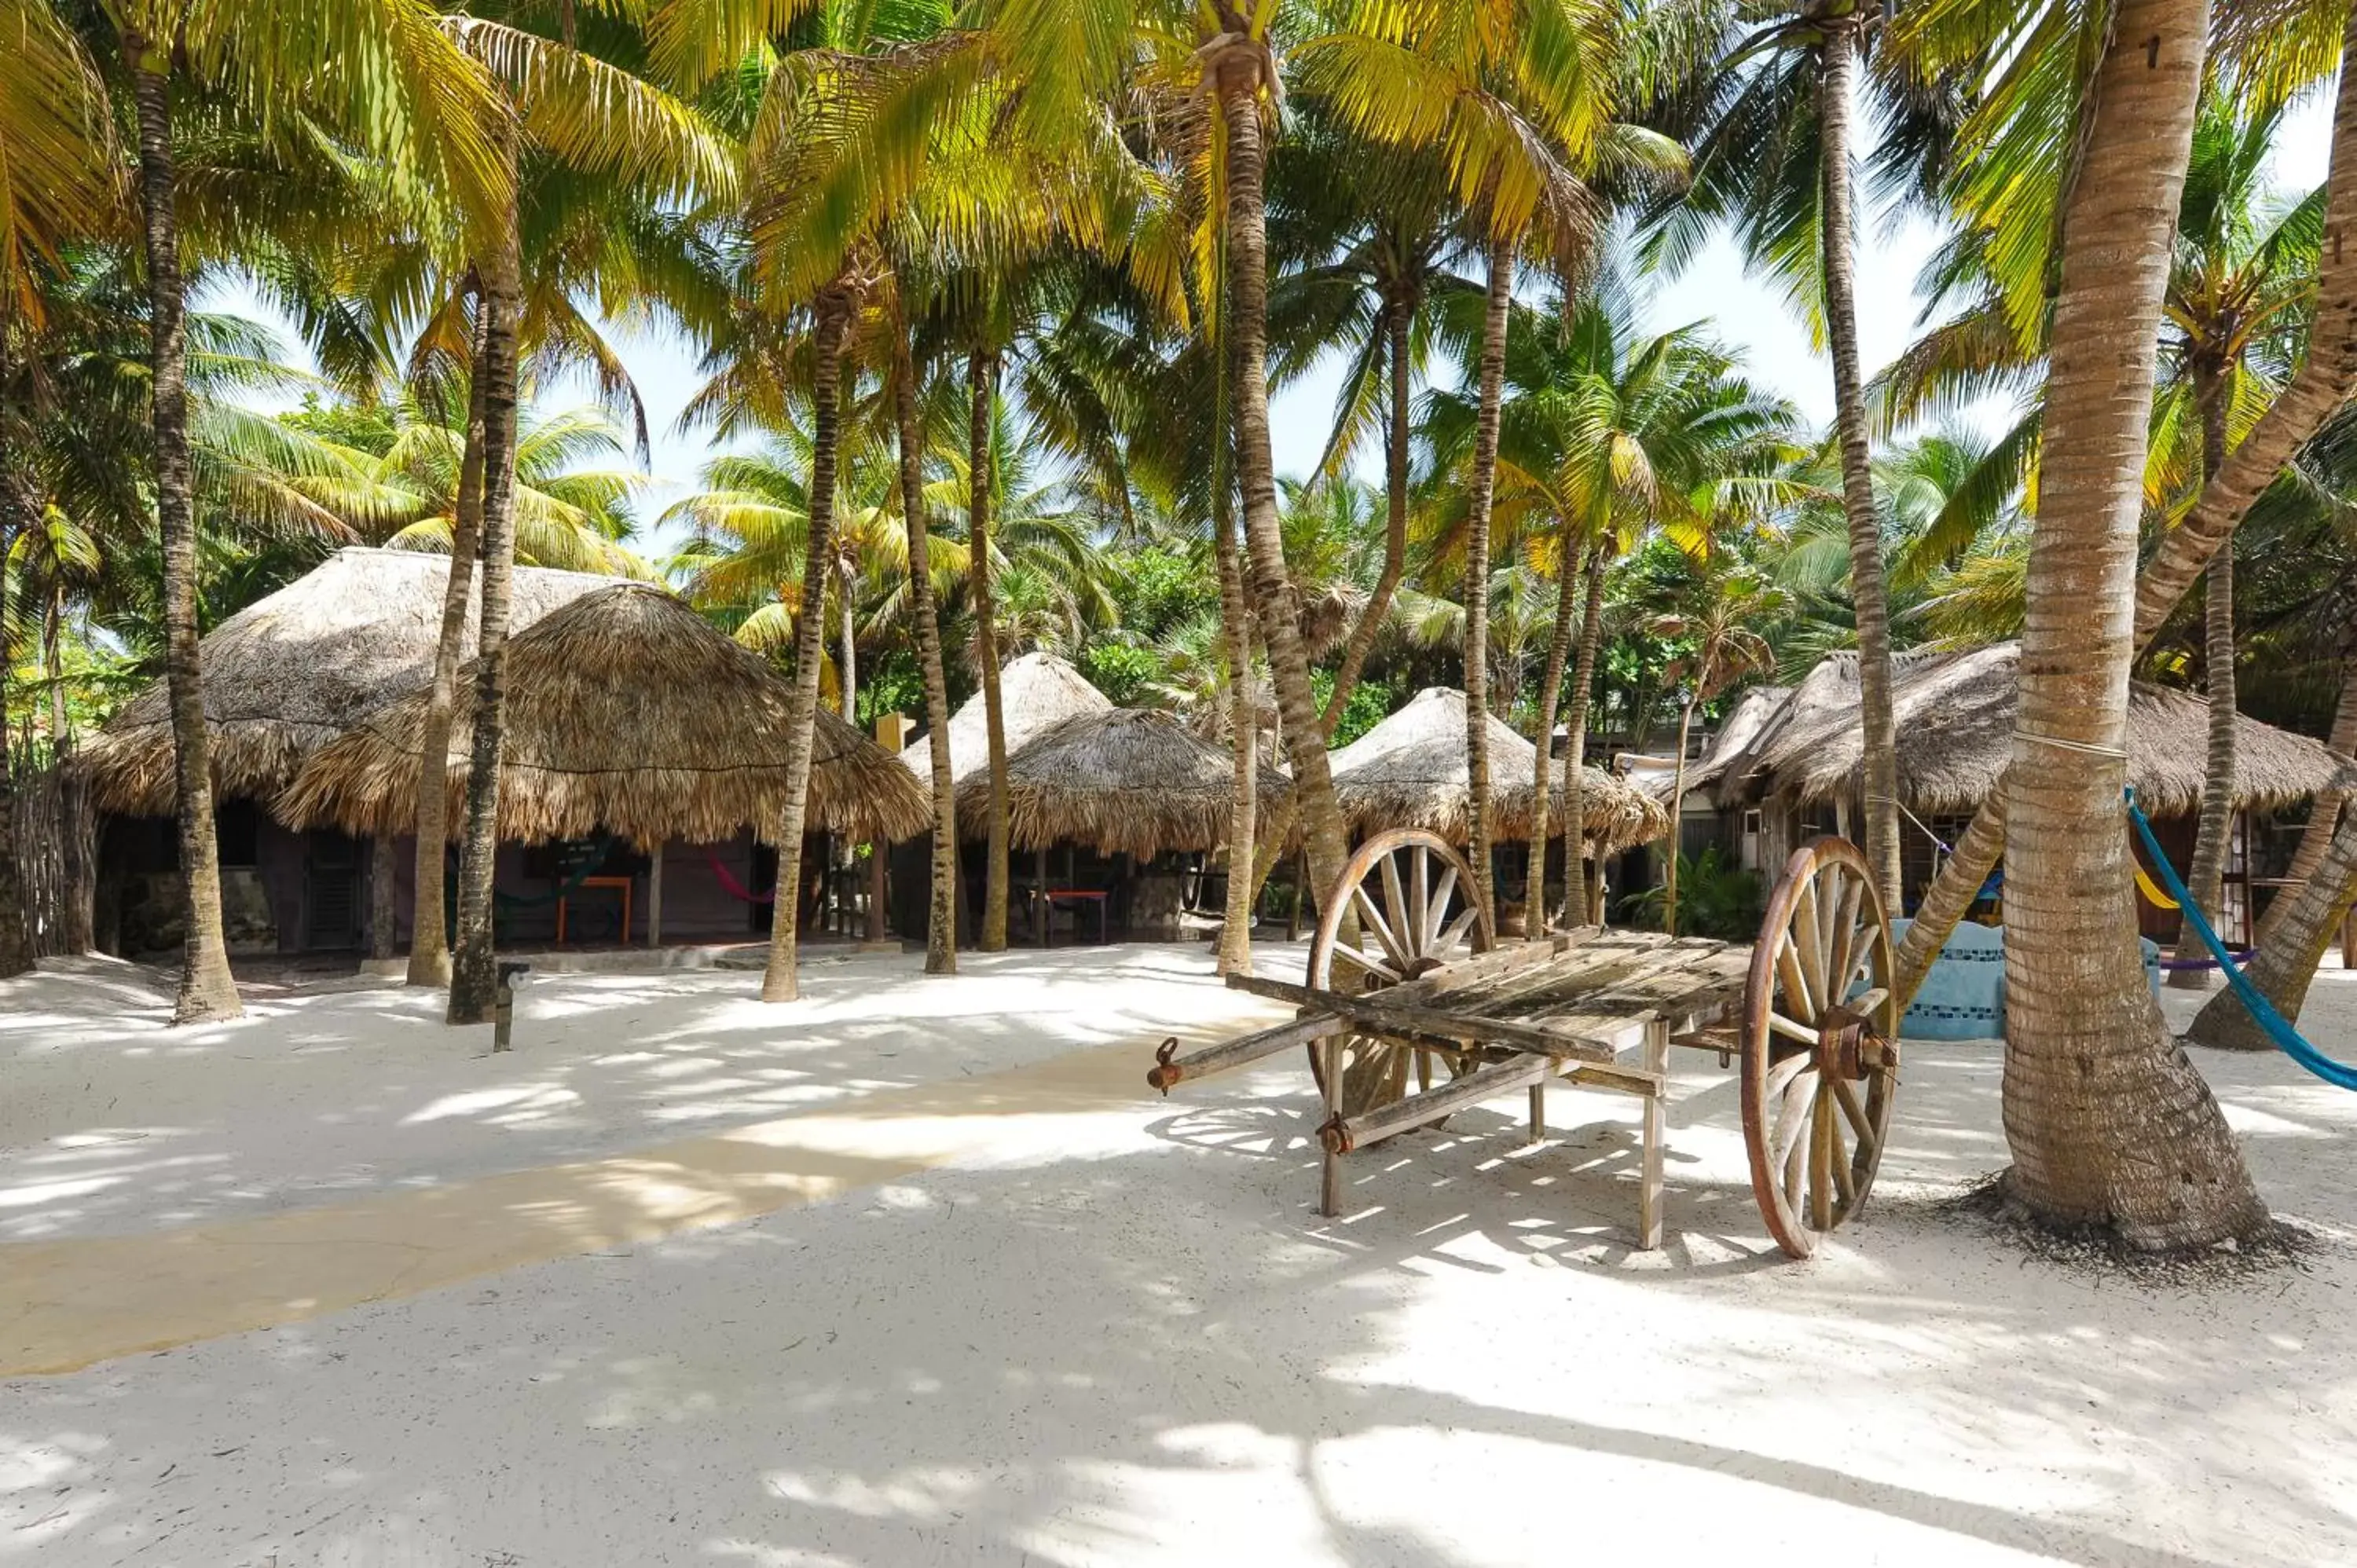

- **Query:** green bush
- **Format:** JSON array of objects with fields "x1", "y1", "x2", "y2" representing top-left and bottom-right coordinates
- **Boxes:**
[{"x1": 1621, "y1": 846, "x2": 1764, "y2": 940}]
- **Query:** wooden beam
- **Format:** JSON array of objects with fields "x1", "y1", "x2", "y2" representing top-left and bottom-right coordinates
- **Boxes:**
[
  {"x1": 1148, "y1": 1013, "x2": 1340, "y2": 1091},
  {"x1": 1224, "y1": 972, "x2": 1620, "y2": 1061}
]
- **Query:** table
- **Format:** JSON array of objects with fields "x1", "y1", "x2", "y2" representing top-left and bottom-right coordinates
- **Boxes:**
[
  {"x1": 1033, "y1": 888, "x2": 1110, "y2": 947},
  {"x1": 555, "y1": 875, "x2": 632, "y2": 947}
]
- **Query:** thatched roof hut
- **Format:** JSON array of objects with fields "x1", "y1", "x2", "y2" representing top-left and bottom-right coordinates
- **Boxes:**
[
  {"x1": 82, "y1": 547, "x2": 616, "y2": 816},
  {"x1": 1328, "y1": 687, "x2": 1667, "y2": 852},
  {"x1": 282, "y1": 583, "x2": 930, "y2": 846},
  {"x1": 1638, "y1": 683, "x2": 1793, "y2": 808},
  {"x1": 955, "y1": 707, "x2": 1291, "y2": 859},
  {"x1": 1703, "y1": 643, "x2": 2355, "y2": 816},
  {"x1": 908, "y1": 650, "x2": 1113, "y2": 785}
]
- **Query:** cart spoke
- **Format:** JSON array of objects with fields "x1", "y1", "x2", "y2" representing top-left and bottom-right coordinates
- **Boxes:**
[
  {"x1": 1831, "y1": 1072, "x2": 1875, "y2": 1148},
  {"x1": 1352, "y1": 885, "x2": 1413, "y2": 973},
  {"x1": 1777, "y1": 932, "x2": 1820, "y2": 1022},
  {"x1": 1793, "y1": 877, "x2": 1828, "y2": 1007},
  {"x1": 1780, "y1": 1081, "x2": 1812, "y2": 1209},
  {"x1": 1767, "y1": 1009, "x2": 1816, "y2": 1046},
  {"x1": 1331, "y1": 941, "x2": 1401, "y2": 987},
  {"x1": 1770, "y1": 1064, "x2": 1818, "y2": 1171},
  {"x1": 1809, "y1": 1092, "x2": 1834, "y2": 1229},
  {"x1": 1379, "y1": 852, "x2": 1410, "y2": 961},
  {"x1": 1826, "y1": 870, "x2": 1865, "y2": 1006},
  {"x1": 1427, "y1": 864, "x2": 1460, "y2": 949},
  {"x1": 1436, "y1": 905, "x2": 1482, "y2": 957},
  {"x1": 1827, "y1": 1101, "x2": 1857, "y2": 1207},
  {"x1": 1410, "y1": 846, "x2": 1431, "y2": 960}
]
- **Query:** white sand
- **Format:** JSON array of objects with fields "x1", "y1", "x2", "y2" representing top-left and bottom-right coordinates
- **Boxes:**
[{"x1": 2, "y1": 947, "x2": 2355, "y2": 1566}]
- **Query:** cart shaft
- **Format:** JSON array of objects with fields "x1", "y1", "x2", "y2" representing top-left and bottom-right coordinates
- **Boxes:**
[{"x1": 1149, "y1": 1013, "x2": 1342, "y2": 1093}]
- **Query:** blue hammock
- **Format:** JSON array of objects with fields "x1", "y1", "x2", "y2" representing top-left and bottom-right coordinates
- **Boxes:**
[{"x1": 2127, "y1": 789, "x2": 2357, "y2": 1091}]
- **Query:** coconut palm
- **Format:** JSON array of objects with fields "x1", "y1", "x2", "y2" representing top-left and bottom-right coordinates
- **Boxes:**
[
  {"x1": 60, "y1": 0, "x2": 512, "y2": 1022},
  {"x1": 2154, "y1": 96, "x2": 2326, "y2": 983},
  {"x1": 1651, "y1": 563, "x2": 1782, "y2": 935},
  {"x1": 1424, "y1": 280, "x2": 1802, "y2": 928}
]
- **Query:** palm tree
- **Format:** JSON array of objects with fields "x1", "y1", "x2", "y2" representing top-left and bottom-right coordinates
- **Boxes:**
[
  {"x1": 1424, "y1": 281, "x2": 1801, "y2": 929},
  {"x1": 1644, "y1": 0, "x2": 1967, "y2": 913},
  {"x1": 1651, "y1": 565, "x2": 1781, "y2": 935},
  {"x1": 1292, "y1": 0, "x2": 1633, "y2": 924},
  {"x1": 1958, "y1": 0, "x2": 2263, "y2": 1247},
  {"x1": 434, "y1": 16, "x2": 735, "y2": 1022},
  {"x1": 1266, "y1": 112, "x2": 1457, "y2": 732},
  {"x1": 2157, "y1": 96, "x2": 2325, "y2": 985},
  {"x1": 85, "y1": 0, "x2": 510, "y2": 1022}
]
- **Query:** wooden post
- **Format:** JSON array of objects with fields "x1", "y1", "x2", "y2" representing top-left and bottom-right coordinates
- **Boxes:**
[
  {"x1": 1319, "y1": 1031, "x2": 1346, "y2": 1218},
  {"x1": 1037, "y1": 846, "x2": 1050, "y2": 947},
  {"x1": 1637, "y1": 1015, "x2": 1668, "y2": 1251},
  {"x1": 1527, "y1": 1081, "x2": 1545, "y2": 1145},
  {"x1": 867, "y1": 844, "x2": 886, "y2": 940},
  {"x1": 646, "y1": 840, "x2": 664, "y2": 948}
]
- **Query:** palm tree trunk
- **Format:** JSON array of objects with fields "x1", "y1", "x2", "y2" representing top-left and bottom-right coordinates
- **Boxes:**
[
  {"x1": 46, "y1": 592, "x2": 91, "y2": 953},
  {"x1": 447, "y1": 216, "x2": 525, "y2": 1027},
  {"x1": 2001, "y1": 0, "x2": 2262, "y2": 1249},
  {"x1": 970, "y1": 348, "x2": 1012, "y2": 952},
  {"x1": 758, "y1": 286, "x2": 857, "y2": 1003},
  {"x1": 0, "y1": 441, "x2": 32, "y2": 976},
  {"x1": 892, "y1": 321, "x2": 956, "y2": 976},
  {"x1": 1462, "y1": 233, "x2": 1512, "y2": 923},
  {"x1": 1818, "y1": 19, "x2": 1903, "y2": 905},
  {"x1": 1320, "y1": 294, "x2": 1412, "y2": 735},
  {"x1": 1214, "y1": 52, "x2": 1353, "y2": 908},
  {"x1": 2170, "y1": 372, "x2": 2237, "y2": 987},
  {"x1": 838, "y1": 562, "x2": 857, "y2": 723},
  {"x1": 1215, "y1": 482, "x2": 1257, "y2": 975},
  {"x1": 2135, "y1": 4, "x2": 2357, "y2": 639},
  {"x1": 1899, "y1": 6, "x2": 2357, "y2": 991},
  {"x1": 130, "y1": 57, "x2": 240, "y2": 1024},
  {"x1": 2260, "y1": 657, "x2": 2357, "y2": 941},
  {"x1": 1557, "y1": 545, "x2": 1611, "y2": 929},
  {"x1": 1662, "y1": 699, "x2": 1695, "y2": 936},
  {"x1": 2186, "y1": 808, "x2": 2357, "y2": 1050},
  {"x1": 1530, "y1": 529, "x2": 1585, "y2": 936},
  {"x1": 406, "y1": 282, "x2": 489, "y2": 987}
]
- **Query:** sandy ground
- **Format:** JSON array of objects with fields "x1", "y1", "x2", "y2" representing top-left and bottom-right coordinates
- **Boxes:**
[{"x1": 1, "y1": 945, "x2": 2354, "y2": 1566}]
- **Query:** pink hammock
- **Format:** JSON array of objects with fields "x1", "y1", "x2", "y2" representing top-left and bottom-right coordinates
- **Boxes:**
[{"x1": 707, "y1": 852, "x2": 776, "y2": 905}]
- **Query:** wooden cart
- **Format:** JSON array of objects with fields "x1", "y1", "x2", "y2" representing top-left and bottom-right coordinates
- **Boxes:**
[{"x1": 1150, "y1": 827, "x2": 1903, "y2": 1258}]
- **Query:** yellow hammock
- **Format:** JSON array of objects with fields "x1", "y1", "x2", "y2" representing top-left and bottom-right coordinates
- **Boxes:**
[{"x1": 2134, "y1": 863, "x2": 2181, "y2": 910}]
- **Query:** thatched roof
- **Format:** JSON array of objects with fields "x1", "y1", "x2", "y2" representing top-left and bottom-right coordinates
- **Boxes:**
[
  {"x1": 1714, "y1": 643, "x2": 2355, "y2": 817},
  {"x1": 281, "y1": 584, "x2": 930, "y2": 846},
  {"x1": 908, "y1": 650, "x2": 1113, "y2": 786},
  {"x1": 955, "y1": 707, "x2": 1291, "y2": 859},
  {"x1": 83, "y1": 547, "x2": 614, "y2": 816},
  {"x1": 1328, "y1": 687, "x2": 1667, "y2": 851},
  {"x1": 1640, "y1": 683, "x2": 1792, "y2": 807}
]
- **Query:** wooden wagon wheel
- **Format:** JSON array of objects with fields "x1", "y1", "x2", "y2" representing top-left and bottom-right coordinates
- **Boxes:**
[
  {"x1": 1307, "y1": 828, "x2": 1496, "y2": 1118},
  {"x1": 1739, "y1": 837, "x2": 1901, "y2": 1259}
]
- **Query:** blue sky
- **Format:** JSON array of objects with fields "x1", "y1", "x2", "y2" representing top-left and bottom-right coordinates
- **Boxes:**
[{"x1": 210, "y1": 92, "x2": 2333, "y2": 562}]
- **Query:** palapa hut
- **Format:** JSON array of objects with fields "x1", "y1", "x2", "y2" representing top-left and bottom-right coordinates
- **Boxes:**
[
  {"x1": 283, "y1": 582, "x2": 929, "y2": 948},
  {"x1": 947, "y1": 707, "x2": 1292, "y2": 943},
  {"x1": 80, "y1": 547, "x2": 614, "y2": 954},
  {"x1": 889, "y1": 650, "x2": 1113, "y2": 937},
  {"x1": 1329, "y1": 687, "x2": 1665, "y2": 849},
  {"x1": 1326, "y1": 687, "x2": 1667, "y2": 925},
  {"x1": 1680, "y1": 643, "x2": 2357, "y2": 938},
  {"x1": 904, "y1": 650, "x2": 1113, "y2": 786}
]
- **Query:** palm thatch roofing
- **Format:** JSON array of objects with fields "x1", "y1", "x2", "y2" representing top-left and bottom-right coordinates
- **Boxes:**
[
  {"x1": 954, "y1": 707, "x2": 1292, "y2": 859},
  {"x1": 281, "y1": 583, "x2": 930, "y2": 847},
  {"x1": 1328, "y1": 687, "x2": 1668, "y2": 852},
  {"x1": 1641, "y1": 683, "x2": 1794, "y2": 808},
  {"x1": 907, "y1": 650, "x2": 1113, "y2": 785},
  {"x1": 1703, "y1": 643, "x2": 2355, "y2": 817},
  {"x1": 82, "y1": 547, "x2": 616, "y2": 816}
]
